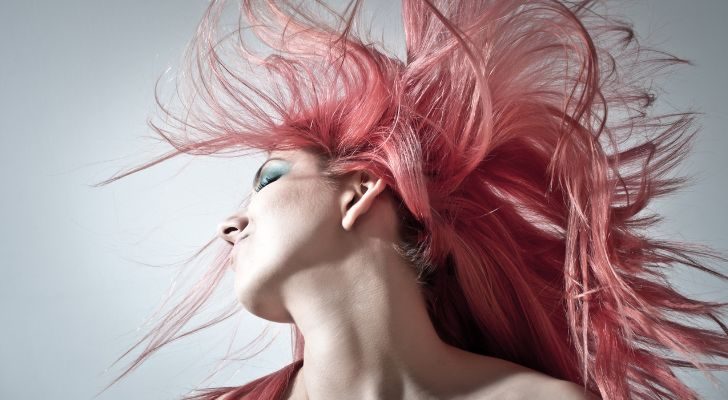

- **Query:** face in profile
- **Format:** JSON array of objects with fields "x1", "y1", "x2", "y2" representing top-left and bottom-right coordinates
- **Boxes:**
[{"x1": 217, "y1": 149, "x2": 350, "y2": 322}]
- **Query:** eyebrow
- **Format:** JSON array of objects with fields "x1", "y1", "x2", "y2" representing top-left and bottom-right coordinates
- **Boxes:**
[{"x1": 252, "y1": 157, "x2": 287, "y2": 188}]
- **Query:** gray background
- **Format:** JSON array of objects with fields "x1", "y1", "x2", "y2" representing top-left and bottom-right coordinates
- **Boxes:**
[{"x1": 1, "y1": 0, "x2": 726, "y2": 398}]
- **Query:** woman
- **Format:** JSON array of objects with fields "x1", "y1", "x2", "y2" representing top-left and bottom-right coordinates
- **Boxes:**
[
  {"x1": 97, "y1": 0, "x2": 728, "y2": 399},
  {"x1": 217, "y1": 147, "x2": 599, "y2": 400}
]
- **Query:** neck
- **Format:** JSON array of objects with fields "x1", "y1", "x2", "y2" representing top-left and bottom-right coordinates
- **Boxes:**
[{"x1": 280, "y1": 239, "x2": 460, "y2": 400}]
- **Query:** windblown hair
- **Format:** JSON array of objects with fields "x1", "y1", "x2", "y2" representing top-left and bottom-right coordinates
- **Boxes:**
[{"x1": 95, "y1": 0, "x2": 728, "y2": 399}]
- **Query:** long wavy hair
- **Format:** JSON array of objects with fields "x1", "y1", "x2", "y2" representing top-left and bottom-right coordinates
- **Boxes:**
[{"x1": 94, "y1": 0, "x2": 728, "y2": 399}]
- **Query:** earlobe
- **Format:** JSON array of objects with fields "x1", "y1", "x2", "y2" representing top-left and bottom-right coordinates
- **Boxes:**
[{"x1": 342, "y1": 177, "x2": 387, "y2": 231}]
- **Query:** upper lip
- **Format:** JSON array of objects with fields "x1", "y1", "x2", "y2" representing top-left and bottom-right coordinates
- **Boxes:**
[{"x1": 235, "y1": 233, "x2": 249, "y2": 246}]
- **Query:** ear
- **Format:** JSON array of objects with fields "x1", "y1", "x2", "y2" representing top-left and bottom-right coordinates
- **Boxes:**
[{"x1": 340, "y1": 170, "x2": 387, "y2": 231}]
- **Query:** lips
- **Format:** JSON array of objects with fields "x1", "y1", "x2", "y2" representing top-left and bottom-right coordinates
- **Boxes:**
[{"x1": 230, "y1": 234, "x2": 249, "y2": 273}]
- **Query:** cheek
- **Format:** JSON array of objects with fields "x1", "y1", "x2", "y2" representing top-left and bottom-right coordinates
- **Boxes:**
[
  {"x1": 244, "y1": 182, "x2": 337, "y2": 270},
  {"x1": 289, "y1": 185, "x2": 344, "y2": 260},
  {"x1": 231, "y1": 182, "x2": 343, "y2": 310},
  {"x1": 269, "y1": 182, "x2": 341, "y2": 263}
]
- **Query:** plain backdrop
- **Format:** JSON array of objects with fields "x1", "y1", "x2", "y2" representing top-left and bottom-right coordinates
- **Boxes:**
[{"x1": 1, "y1": 0, "x2": 726, "y2": 399}]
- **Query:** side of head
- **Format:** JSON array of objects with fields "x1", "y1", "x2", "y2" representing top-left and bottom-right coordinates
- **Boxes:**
[
  {"x1": 216, "y1": 147, "x2": 424, "y2": 321},
  {"x1": 98, "y1": 0, "x2": 567, "y2": 390},
  {"x1": 100, "y1": 0, "x2": 568, "y2": 369}
]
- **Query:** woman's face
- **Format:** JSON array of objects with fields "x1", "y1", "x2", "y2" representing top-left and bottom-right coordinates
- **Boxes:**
[{"x1": 217, "y1": 149, "x2": 348, "y2": 322}]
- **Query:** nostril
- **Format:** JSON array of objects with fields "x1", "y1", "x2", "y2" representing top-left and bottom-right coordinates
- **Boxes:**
[{"x1": 223, "y1": 226, "x2": 238, "y2": 235}]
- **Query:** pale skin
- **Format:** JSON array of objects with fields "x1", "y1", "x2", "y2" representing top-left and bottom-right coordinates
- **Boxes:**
[{"x1": 217, "y1": 149, "x2": 600, "y2": 400}]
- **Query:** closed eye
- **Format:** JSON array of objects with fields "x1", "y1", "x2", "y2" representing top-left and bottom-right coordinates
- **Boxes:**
[
  {"x1": 252, "y1": 158, "x2": 290, "y2": 192},
  {"x1": 255, "y1": 173, "x2": 281, "y2": 192}
]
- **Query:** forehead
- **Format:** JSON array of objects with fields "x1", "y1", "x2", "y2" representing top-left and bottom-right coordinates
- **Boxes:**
[{"x1": 269, "y1": 149, "x2": 316, "y2": 165}]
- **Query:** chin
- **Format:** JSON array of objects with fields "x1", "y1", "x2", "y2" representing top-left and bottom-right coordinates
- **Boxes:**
[
  {"x1": 235, "y1": 283, "x2": 293, "y2": 324},
  {"x1": 245, "y1": 300, "x2": 294, "y2": 323}
]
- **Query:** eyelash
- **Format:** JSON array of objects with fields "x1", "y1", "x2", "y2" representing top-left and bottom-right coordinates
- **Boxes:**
[{"x1": 254, "y1": 173, "x2": 280, "y2": 192}]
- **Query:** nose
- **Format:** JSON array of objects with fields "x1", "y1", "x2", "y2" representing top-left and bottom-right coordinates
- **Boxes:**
[{"x1": 217, "y1": 214, "x2": 249, "y2": 245}]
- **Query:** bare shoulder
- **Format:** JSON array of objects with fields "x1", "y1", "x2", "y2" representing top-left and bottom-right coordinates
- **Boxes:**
[
  {"x1": 461, "y1": 358, "x2": 600, "y2": 400},
  {"x1": 536, "y1": 378, "x2": 601, "y2": 400},
  {"x1": 438, "y1": 349, "x2": 601, "y2": 400},
  {"x1": 498, "y1": 374, "x2": 601, "y2": 400}
]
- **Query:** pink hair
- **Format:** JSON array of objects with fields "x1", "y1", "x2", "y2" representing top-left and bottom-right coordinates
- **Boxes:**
[{"x1": 95, "y1": 0, "x2": 728, "y2": 399}]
